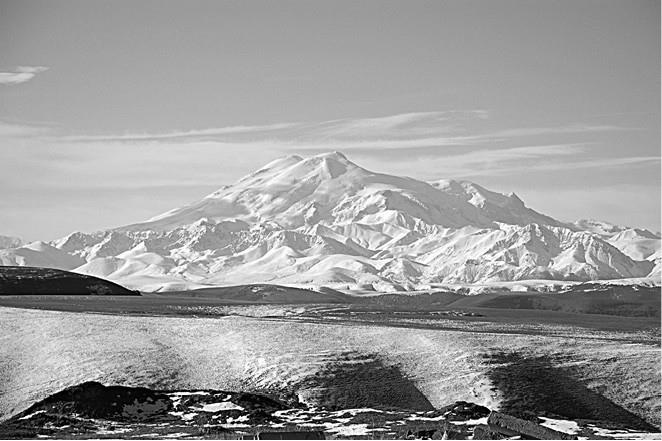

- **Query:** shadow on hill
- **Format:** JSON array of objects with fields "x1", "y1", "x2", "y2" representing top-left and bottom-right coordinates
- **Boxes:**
[
  {"x1": 0, "y1": 266, "x2": 139, "y2": 296},
  {"x1": 485, "y1": 351, "x2": 658, "y2": 431},
  {"x1": 300, "y1": 352, "x2": 434, "y2": 411}
]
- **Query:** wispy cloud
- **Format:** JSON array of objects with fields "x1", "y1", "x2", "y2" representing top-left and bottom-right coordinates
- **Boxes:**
[
  {"x1": 306, "y1": 110, "x2": 489, "y2": 138},
  {"x1": 481, "y1": 124, "x2": 637, "y2": 139},
  {"x1": 369, "y1": 143, "x2": 587, "y2": 179},
  {"x1": 0, "y1": 120, "x2": 54, "y2": 137},
  {"x1": 520, "y1": 155, "x2": 660, "y2": 173},
  {"x1": 61, "y1": 110, "x2": 486, "y2": 143},
  {"x1": 57, "y1": 110, "x2": 629, "y2": 153},
  {"x1": 441, "y1": 149, "x2": 658, "y2": 178},
  {"x1": 61, "y1": 122, "x2": 298, "y2": 142},
  {"x1": 1, "y1": 110, "x2": 649, "y2": 187},
  {"x1": 0, "y1": 66, "x2": 49, "y2": 85}
]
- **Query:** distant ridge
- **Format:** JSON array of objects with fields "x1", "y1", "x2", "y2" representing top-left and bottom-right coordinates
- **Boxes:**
[{"x1": 163, "y1": 283, "x2": 352, "y2": 303}]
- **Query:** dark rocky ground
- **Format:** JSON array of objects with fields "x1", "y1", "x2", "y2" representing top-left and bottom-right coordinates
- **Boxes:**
[
  {"x1": 0, "y1": 381, "x2": 491, "y2": 439},
  {"x1": 0, "y1": 381, "x2": 659, "y2": 440}
]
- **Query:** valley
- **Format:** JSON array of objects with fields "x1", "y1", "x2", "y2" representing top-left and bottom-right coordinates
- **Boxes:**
[{"x1": 0, "y1": 302, "x2": 659, "y2": 439}]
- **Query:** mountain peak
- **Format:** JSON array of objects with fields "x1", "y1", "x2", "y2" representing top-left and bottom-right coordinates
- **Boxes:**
[
  {"x1": 240, "y1": 152, "x2": 356, "y2": 184},
  {"x1": 292, "y1": 151, "x2": 358, "y2": 179},
  {"x1": 313, "y1": 151, "x2": 349, "y2": 161},
  {"x1": 507, "y1": 192, "x2": 523, "y2": 204},
  {"x1": 118, "y1": 152, "x2": 571, "y2": 233}
]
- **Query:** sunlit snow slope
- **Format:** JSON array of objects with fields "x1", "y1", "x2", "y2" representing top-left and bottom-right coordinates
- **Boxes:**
[{"x1": 1, "y1": 152, "x2": 659, "y2": 291}]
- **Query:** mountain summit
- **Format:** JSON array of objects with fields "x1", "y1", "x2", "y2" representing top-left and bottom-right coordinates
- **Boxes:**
[
  {"x1": 2, "y1": 152, "x2": 659, "y2": 291},
  {"x1": 121, "y1": 152, "x2": 564, "y2": 233}
]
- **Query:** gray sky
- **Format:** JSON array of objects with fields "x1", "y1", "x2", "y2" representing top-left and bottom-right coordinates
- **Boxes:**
[{"x1": 0, "y1": 0, "x2": 659, "y2": 240}]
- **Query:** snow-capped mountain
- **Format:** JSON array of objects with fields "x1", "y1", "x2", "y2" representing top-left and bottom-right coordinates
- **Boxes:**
[
  {"x1": 2, "y1": 152, "x2": 659, "y2": 291},
  {"x1": 119, "y1": 152, "x2": 566, "y2": 232}
]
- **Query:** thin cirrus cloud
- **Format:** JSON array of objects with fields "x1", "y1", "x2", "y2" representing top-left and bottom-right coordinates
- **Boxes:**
[
  {"x1": 431, "y1": 147, "x2": 659, "y2": 178},
  {"x1": 0, "y1": 110, "x2": 646, "y2": 188},
  {"x1": 0, "y1": 120, "x2": 53, "y2": 137},
  {"x1": 57, "y1": 110, "x2": 629, "y2": 151},
  {"x1": 360, "y1": 143, "x2": 587, "y2": 180},
  {"x1": 304, "y1": 110, "x2": 490, "y2": 139},
  {"x1": 59, "y1": 122, "x2": 299, "y2": 142},
  {"x1": 0, "y1": 66, "x2": 49, "y2": 85},
  {"x1": 59, "y1": 110, "x2": 486, "y2": 143}
]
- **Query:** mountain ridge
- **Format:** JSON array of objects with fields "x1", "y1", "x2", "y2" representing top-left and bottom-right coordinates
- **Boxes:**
[{"x1": 0, "y1": 152, "x2": 659, "y2": 292}]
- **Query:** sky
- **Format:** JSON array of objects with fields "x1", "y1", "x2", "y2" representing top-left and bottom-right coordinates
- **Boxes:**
[{"x1": 0, "y1": 0, "x2": 660, "y2": 241}]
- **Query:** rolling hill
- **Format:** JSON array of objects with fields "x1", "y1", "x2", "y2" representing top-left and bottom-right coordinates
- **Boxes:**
[{"x1": 0, "y1": 266, "x2": 139, "y2": 296}]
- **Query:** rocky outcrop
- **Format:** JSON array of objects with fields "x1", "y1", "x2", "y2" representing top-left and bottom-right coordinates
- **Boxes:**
[
  {"x1": 480, "y1": 411, "x2": 577, "y2": 440},
  {"x1": 0, "y1": 382, "x2": 656, "y2": 439}
]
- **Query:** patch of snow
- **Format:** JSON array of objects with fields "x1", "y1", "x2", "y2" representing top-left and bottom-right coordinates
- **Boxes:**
[
  {"x1": 326, "y1": 423, "x2": 372, "y2": 436},
  {"x1": 169, "y1": 391, "x2": 209, "y2": 396},
  {"x1": 226, "y1": 415, "x2": 249, "y2": 423},
  {"x1": 95, "y1": 426, "x2": 133, "y2": 435},
  {"x1": 538, "y1": 417, "x2": 580, "y2": 434},
  {"x1": 18, "y1": 410, "x2": 46, "y2": 420},
  {"x1": 588, "y1": 425, "x2": 662, "y2": 440},
  {"x1": 330, "y1": 407, "x2": 384, "y2": 416},
  {"x1": 452, "y1": 416, "x2": 489, "y2": 425},
  {"x1": 198, "y1": 402, "x2": 244, "y2": 412},
  {"x1": 406, "y1": 414, "x2": 446, "y2": 422},
  {"x1": 168, "y1": 411, "x2": 198, "y2": 421}
]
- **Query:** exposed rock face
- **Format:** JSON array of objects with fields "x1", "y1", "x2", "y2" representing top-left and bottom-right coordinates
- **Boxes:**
[
  {"x1": 485, "y1": 412, "x2": 577, "y2": 440},
  {"x1": 441, "y1": 401, "x2": 491, "y2": 421}
]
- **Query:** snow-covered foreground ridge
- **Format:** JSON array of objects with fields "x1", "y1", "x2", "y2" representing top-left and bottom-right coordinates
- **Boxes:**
[{"x1": 1, "y1": 152, "x2": 660, "y2": 291}]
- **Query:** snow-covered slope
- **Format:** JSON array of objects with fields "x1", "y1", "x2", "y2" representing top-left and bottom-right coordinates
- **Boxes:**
[
  {"x1": 607, "y1": 228, "x2": 660, "y2": 261},
  {"x1": 0, "y1": 242, "x2": 84, "y2": 271},
  {"x1": 2, "y1": 152, "x2": 659, "y2": 291},
  {"x1": 0, "y1": 235, "x2": 22, "y2": 250}
]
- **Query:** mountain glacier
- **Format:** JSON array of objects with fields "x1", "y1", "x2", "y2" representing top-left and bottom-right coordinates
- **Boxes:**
[{"x1": 1, "y1": 152, "x2": 659, "y2": 292}]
